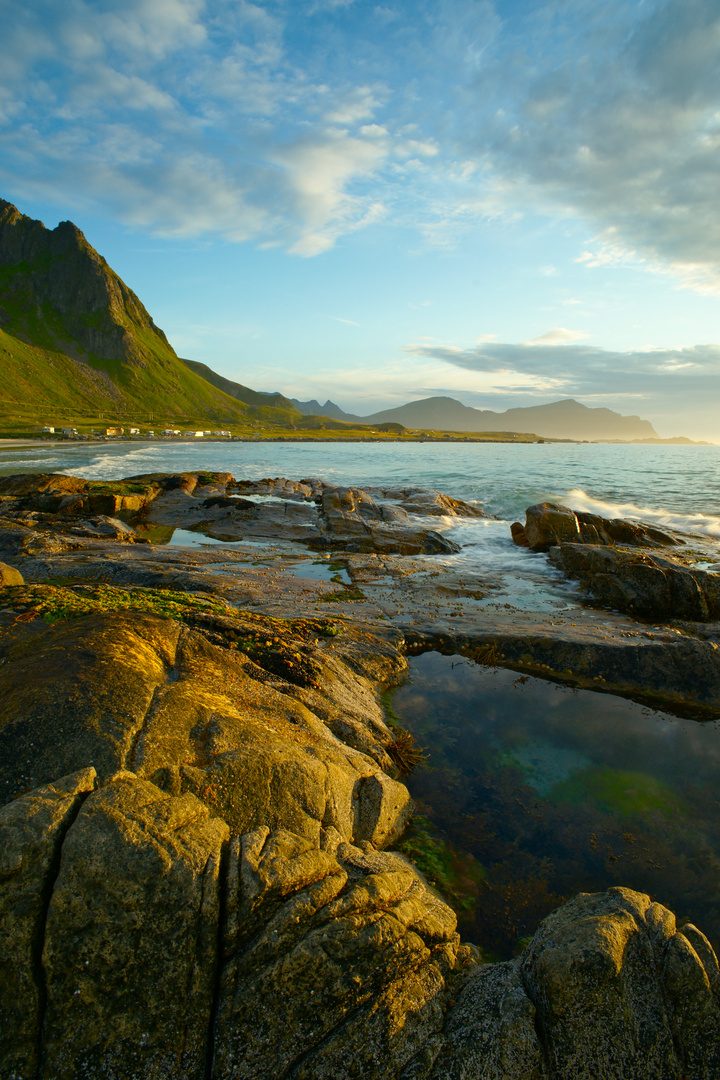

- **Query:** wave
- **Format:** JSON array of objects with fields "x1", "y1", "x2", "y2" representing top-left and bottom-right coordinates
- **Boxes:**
[{"x1": 563, "y1": 488, "x2": 720, "y2": 539}]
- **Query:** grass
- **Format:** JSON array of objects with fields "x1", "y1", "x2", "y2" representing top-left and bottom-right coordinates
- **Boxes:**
[{"x1": 0, "y1": 582, "x2": 231, "y2": 624}]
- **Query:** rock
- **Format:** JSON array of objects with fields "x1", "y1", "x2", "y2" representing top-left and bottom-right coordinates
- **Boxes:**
[
  {"x1": 318, "y1": 486, "x2": 460, "y2": 555},
  {"x1": 357, "y1": 771, "x2": 414, "y2": 847},
  {"x1": 518, "y1": 502, "x2": 680, "y2": 552},
  {"x1": 0, "y1": 608, "x2": 411, "y2": 846},
  {"x1": 510, "y1": 521, "x2": 529, "y2": 547},
  {"x1": 413, "y1": 960, "x2": 545, "y2": 1079},
  {"x1": 521, "y1": 886, "x2": 720, "y2": 1079},
  {"x1": 41, "y1": 772, "x2": 228, "y2": 1080},
  {"x1": 212, "y1": 829, "x2": 460, "y2": 1080},
  {"x1": 0, "y1": 768, "x2": 97, "y2": 1080},
  {"x1": 2, "y1": 773, "x2": 720, "y2": 1078},
  {"x1": 68, "y1": 515, "x2": 139, "y2": 540},
  {"x1": 0, "y1": 611, "x2": 182, "y2": 804},
  {"x1": 0, "y1": 473, "x2": 88, "y2": 498},
  {"x1": 521, "y1": 503, "x2": 583, "y2": 551},
  {"x1": 365, "y1": 487, "x2": 488, "y2": 518},
  {"x1": 549, "y1": 543, "x2": 720, "y2": 621},
  {"x1": 0, "y1": 561, "x2": 23, "y2": 585}
]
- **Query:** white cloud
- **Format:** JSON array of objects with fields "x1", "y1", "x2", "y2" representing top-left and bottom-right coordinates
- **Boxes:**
[
  {"x1": 523, "y1": 327, "x2": 589, "y2": 346},
  {"x1": 4, "y1": 0, "x2": 720, "y2": 287}
]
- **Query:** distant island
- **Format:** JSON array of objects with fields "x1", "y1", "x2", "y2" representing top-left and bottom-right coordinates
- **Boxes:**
[{"x1": 0, "y1": 196, "x2": 703, "y2": 444}]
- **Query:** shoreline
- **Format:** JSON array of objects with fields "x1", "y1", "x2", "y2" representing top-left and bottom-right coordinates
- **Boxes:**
[
  {"x1": 1, "y1": 468, "x2": 720, "y2": 1075},
  {"x1": 0, "y1": 434, "x2": 714, "y2": 447}
]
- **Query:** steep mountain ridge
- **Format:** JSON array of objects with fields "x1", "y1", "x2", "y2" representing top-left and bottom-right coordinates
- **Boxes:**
[
  {"x1": 0, "y1": 199, "x2": 292, "y2": 426},
  {"x1": 0, "y1": 199, "x2": 170, "y2": 368}
]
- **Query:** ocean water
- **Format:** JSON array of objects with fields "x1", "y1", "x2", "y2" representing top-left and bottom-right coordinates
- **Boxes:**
[
  {"x1": 2, "y1": 438, "x2": 719, "y2": 525},
  {"x1": 2, "y1": 439, "x2": 718, "y2": 612}
]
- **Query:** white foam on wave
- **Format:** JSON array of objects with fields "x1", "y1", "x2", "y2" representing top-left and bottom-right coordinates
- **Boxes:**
[
  {"x1": 419, "y1": 515, "x2": 583, "y2": 612},
  {"x1": 62, "y1": 446, "x2": 166, "y2": 480},
  {"x1": 564, "y1": 488, "x2": 720, "y2": 539}
]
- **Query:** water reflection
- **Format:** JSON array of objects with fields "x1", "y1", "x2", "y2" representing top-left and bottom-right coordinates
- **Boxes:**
[{"x1": 391, "y1": 652, "x2": 720, "y2": 960}]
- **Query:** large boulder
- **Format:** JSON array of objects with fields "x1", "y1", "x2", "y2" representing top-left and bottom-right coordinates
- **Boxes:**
[
  {"x1": 513, "y1": 503, "x2": 680, "y2": 553},
  {"x1": 0, "y1": 607, "x2": 409, "y2": 846},
  {"x1": 520, "y1": 886, "x2": 720, "y2": 1079}
]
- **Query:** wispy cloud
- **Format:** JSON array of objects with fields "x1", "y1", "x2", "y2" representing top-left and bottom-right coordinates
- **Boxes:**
[
  {"x1": 2, "y1": 0, "x2": 720, "y2": 293},
  {"x1": 523, "y1": 328, "x2": 589, "y2": 346}
]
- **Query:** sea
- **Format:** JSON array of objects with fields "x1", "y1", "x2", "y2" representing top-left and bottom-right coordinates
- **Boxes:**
[
  {"x1": 4, "y1": 437, "x2": 720, "y2": 954},
  {"x1": 2, "y1": 438, "x2": 719, "y2": 610}
]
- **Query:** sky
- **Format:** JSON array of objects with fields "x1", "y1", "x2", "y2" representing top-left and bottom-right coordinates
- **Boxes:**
[{"x1": 1, "y1": 0, "x2": 720, "y2": 439}]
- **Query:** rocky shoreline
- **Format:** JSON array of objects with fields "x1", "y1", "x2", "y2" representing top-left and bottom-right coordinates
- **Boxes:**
[{"x1": 1, "y1": 471, "x2": 720, "y2": 1078}]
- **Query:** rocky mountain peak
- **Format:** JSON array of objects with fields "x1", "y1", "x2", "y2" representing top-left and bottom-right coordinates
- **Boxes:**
[{"x1": 0, "y1": 197, "x2": 172, "y2": 367}]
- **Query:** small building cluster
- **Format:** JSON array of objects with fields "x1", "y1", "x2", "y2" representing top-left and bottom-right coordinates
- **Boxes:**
[{"x1": 41, "y1": 424, "x2": 235, "y2": 439}]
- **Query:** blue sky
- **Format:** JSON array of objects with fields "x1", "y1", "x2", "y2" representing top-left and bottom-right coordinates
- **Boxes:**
[{"x1": 2, "y1": 0, "x2": 720, "y2": 438}]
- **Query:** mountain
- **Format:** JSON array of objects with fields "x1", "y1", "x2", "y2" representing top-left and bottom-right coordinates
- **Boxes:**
[
  {"x1": 0, "y1": 199, "x2": 292, "y2": 426},
  {"x1": 290, "y1": 398, "x2": 355, "y2": 421},
  {"x1": 182, "y1": 359, "x2": 299, "y2": 422},
  {"x1": 293, "y1": 395, "x2": 659, "y2": 441}
]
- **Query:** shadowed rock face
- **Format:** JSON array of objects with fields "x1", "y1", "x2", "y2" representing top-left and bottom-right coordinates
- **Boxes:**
[{"x1": 550, "y1": 543, "x2": 720, "y2": 622}]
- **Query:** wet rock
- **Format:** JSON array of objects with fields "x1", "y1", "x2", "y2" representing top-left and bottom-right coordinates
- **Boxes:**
[
  {"x1": 517, "y1": 502, "x2": 680, "y2": 552},
  {"x1": 550, "y1": 543, "x2": 720, "y2": 621},
  {"x1": 366, "y1": 487, "x2": 488, "y2": 518},
  {"x1": 0, "y1": 767, "x2": 97, "y2": 1080},
  {"x1": 319, "y1": 486, "x2": 460, "y2": 555},
  {"x1": 0, "y1": 560, "x2": 23, "y2": 585},
  {"x1": 510, "y1": 521, "x2": 529, "y2": 547}
]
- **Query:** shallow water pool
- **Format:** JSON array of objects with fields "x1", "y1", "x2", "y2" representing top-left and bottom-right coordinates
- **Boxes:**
[{"x1": 391, "y1": 652, "x2": 720, "y2": 960}]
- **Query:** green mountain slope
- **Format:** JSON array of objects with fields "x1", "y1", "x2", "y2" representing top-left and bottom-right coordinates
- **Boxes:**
[
  {"x1": 181, "y1": 358, "x2": 300, "y2": 425},
  {"x1": 0, "y1": 199, "x2": 295, "y2": 427}
]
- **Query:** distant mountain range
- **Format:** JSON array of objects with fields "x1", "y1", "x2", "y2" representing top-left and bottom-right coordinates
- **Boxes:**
[
  {"x1": 0, "y1": 195, "x2": 675, "y2": 441},
  {"x1": 290, "y1": 395, "x2": 660, "y2": 441}
]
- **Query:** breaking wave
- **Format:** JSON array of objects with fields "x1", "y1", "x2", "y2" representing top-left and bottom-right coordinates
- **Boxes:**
[{"x1": 563, "y1": 488, "x2": 720, "y2": 539}]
